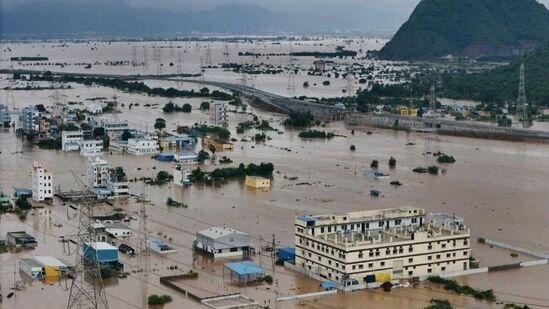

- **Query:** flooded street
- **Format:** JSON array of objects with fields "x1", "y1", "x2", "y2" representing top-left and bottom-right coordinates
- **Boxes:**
[{"x1": 1, "y1": 41, "x2": 549, "y2": 309}]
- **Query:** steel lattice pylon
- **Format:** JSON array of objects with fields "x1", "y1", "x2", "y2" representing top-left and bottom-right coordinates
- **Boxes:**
[
  {"x1": 66, "y1": 201, "x2": 109, "y2": 309},
  {"x1": 136, "y1": 193, "x2": 150, "y2": 308},
  {"x1": 517, "y1": 63, "x2": 528, "y2": 127}
]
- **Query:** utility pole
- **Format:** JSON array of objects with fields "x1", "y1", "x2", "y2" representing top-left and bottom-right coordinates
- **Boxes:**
[
  {"x1": 205, "y1": 43, "x2": 213, "y2": 67},
  {"x1": 142, "y1": 46, "x2": 149, "y2": 71},
  {"x1": 130, "y1": 45, "x2": 138, "y2": 67},
  {"x1": 286, "y1": 46, "x2": 296, "y2": 92},
  {"x1": 176, "y1": 51, "x2": 183, "y2": 84}
]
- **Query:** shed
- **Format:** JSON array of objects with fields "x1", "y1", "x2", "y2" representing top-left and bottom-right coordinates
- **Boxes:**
[
  {"x1": 6, "y1": 231, "x2": 37, "y2": 248},
  {"x1": 224, "y1": 261, "x2": 265, "y2": 284},
  {"x1": 147, "y1": 239, "x2": 177, "y2": 255},
  {"x1": 19, "y1": 258, "x2": 43, "y2": 280},
  {"x1": 276, "y1": 247, "x2": 295, "y2": 262},
  {"x1": 157, "y1": 152, "x2": 175, "y2": 162},
  {"x1": 195, "y1": 226, "x2": 251, "y2": 258},
  {"x1": 321, "y1": 281, "x2": 337, "y2": 290},
  {"x1": 83, "y1": 242, "x2": 119, "y2": 263}
]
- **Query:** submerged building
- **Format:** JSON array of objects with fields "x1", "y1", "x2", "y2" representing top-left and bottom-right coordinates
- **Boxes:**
[
  {"x1": 31, "y1": 161, "x2": 53, "y2": 202},
  {"x1": 195, "y1": 226, "x2": 252, "y2": 258},
  {"x1": 294, "y1": 206, "x2": 471, "y2": 286}
]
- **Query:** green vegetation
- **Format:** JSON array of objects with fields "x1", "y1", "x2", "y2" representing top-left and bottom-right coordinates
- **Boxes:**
[
  {"x1": 427, "y1": 276, "x2": 496, "y2": 301},
  {"x1": 34, "y1": 74, "x2": 233, "y2": 100},
  {"x1": 148, "y1": 171, "x2": 172, "y2": 186},
  {"x1": 121, "y1": 129, "x2": 134, "y2": 141},
  {"x1": 370, "y1": 160, "x2": 379, "y2": 169},
  {"x1": 298, "y1": 130, "x2": 335, "y2": 139},
  {"x1": 148, "y1": 294, "x2": 173, "y2": 306},
  {"x1": 437, "y1": 155, "x2": 456, "y2": 164},
  {"x1": 200, "y1": 101, "x2": 210, "y2": 110},
  {"x1": 413, "y1": 166, "x2": 440, "y2": 174},
  {"x1": 195, "y1": 125, "x2": 230, "y2": 140},
  {"x1": 424, "y1": 299, "x2": 453, "y2": 309},
  {"x1": 381, "y1": 281, "x2": 393, "y2": 292},
  {"x1": 253, "y1": 133, "x2": 267, "y2": 143},
  {"x1": 389, "y1": 156, "x2": 397, "y2": 168},
  {"x1": 189, "y1": 163, "x2": 274, "y2": 183},
  {"x1": 35, "y1": 138, "x2": 62, "y2": 150},
  {"x1": 163, "y1": 102, "x2": 192, "y2": 113},
  {"x1": 283, "y1": 111, "x2": 316, "y2": 127},
  {"x1": 350, "y1": 145, "x2": 356, "y2": 151},
  {"x1": 154, "y1": 118, "x2": 166, "y2": 131},
  {"x1": 197, "y1": 150, "x2": 210, "y2": 163},
  {"x1": 166, "y1": 197, "x2": 187, "y2": 208},
  {"x1": 218, "y1": 156, "x2": 233, "y2": 164},
  {"x1": 291, "y1": 47, "x2": 357, "y2": 58},
  {"x1": 182, "y1": 270, "x2": 199, "y2": 279},
  {"x1": 379, "y1": 0, "x2": 549, "y2": 60},
  {"x1": 15, "y1": 196, "x2": 32, "y2": 210}
]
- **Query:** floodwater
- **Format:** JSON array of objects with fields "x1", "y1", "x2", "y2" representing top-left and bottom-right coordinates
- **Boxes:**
[{"x1": 1, "y1": 40, "x2": 549, "y2": 309}]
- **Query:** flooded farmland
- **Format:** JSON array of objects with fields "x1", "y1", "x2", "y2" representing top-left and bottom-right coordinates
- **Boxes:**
[{"x1": 1, "y1": 39, "x2": 549, "y2": 309}]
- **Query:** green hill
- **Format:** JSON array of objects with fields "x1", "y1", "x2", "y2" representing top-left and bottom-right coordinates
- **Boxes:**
[{"x1": 379, "y1": 0, "x2": 549, "y2": 60}]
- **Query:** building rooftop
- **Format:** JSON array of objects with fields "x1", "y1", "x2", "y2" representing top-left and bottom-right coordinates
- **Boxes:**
[
  {"x1": 87, "y1": 242, "x2": 118, "y2": 250},
  {"x1": 20, "y1": 258, "x2": 43, "y2": 268},
  {"x1": 320, "y1": 223, "x2": 469, "y2": 248},
  {"x1": 198, "y1": 226, "x2": 248, "y2": 240},
  {"x1": 297, "y1": 206, "x2": 426, "y2": 226},
  {"x1": 224, "y1": 261, "x2": 264, "y2": 276},
  {"x1": 33, "y1": 256, "x2": 68, "y2": 267}
]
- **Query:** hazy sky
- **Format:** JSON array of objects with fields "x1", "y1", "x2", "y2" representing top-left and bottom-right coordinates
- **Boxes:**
[{"x1": 3, "y1": 0, "x2": 549, "y2": 32}]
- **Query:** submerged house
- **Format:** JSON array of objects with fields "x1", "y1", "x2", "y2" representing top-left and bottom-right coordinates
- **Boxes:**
[{"x1": 195, "y1": 226, "x2": 251, "y2": 258}]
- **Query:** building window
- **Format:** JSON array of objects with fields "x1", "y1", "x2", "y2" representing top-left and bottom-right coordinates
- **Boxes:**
[
  {"x1": 428, "y1": 268, "x2": 432, "y2": 273},
  {"x1": 368, "y1": 263, "x2": 373, "y2": 268},
  {"x1": 408, "y1": 258, "x2": 413, "y2": 263},
  {"x1": 380, "y1": 261, "x2": 385, "y2": 267},
  {"x1": 428, "y1": 256, "x2": 432, "y2": 260},
  {"x1": 441, "y1": 267, "x2": 446, "y2": 271},
  {"x1": 408, "y1": 271, "x2": 413, "y2": 276}
]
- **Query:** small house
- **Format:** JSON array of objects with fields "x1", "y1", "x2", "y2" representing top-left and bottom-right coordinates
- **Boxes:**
[
  {"x1": 147, "y1": 239, "x2": 177, "y2": 255},
  {"x1": 245, "y1": 176, "x2": 270, "y2": 189},
  {"x1": 174, "y1": 152, "x2": 198, "y2": 164},
  {"x1": 19, "y1": 258, "x2": 44, "y2": 280},
  {"x1": 223, "y1": 261, "x2": 265, "y2": 284},
  {"x1": 202, "y1": 137, "x2": 234, "y2": 152}
]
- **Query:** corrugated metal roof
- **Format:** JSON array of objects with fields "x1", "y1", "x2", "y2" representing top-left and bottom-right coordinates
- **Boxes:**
[
  {"x1": 197, "y1": 226, "x2": 248, "y2": 239},
  {"x1": 224, "y1": 261, "x2": 264, "y2": 276}
]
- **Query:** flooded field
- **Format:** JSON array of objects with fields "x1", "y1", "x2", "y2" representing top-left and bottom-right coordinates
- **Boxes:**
[{"x1": 1, "y1": 39, "x2": 549, "y2": 309}]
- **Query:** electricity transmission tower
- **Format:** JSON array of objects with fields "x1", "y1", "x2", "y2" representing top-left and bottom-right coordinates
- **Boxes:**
[
  {"x1": 205, "y1": 43, "x2": 213, "y2": 66},
  {"x1": 66, "y1": 200, "x2": 109, "y2": 309},
  {"x1": 429, "y1": 84, "x2": 437, "y2": 113},
  {"x1": 286, "y1": 46, "x2": 297, "y2": 91},
  {"x1": 6, "y1": 79, "x2": 16, "y2": 110},
  {"x1": 142, "y1": 47, "x2": 149, "y2": 71},
  {"x1": 153, "y1": 45, "x2": 162, "y2": 75},
  {"x1": 344, "y1": 70, "x2": 355, "y2": 95},
  {"x1": 517, "y1": 63, "x2": 528, "y2": 128},
  {"x1": 130, "y1": 45, "x2": 138, "y2": 67},
  {"x1": 223, "y1": 44, "x2": 230, "y2": 64},
  {"x1": 136, "y1": 191, "x2": 150, "y2": 309}
]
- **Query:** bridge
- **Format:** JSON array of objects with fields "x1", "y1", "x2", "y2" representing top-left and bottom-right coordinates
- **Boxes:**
[{"x1": 1, "y1": 69, "x2": 348, "y2": 121}]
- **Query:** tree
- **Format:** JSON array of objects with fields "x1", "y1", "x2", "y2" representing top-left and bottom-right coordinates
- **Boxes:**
[
  {"x1": 163, "y1": 102, "x2": 176, "y2": 113},
  {"x1": 370, "y1": 160, "x2": 379, "y2": 169},
  {"x1": 350, "y1": 145, "x2": 356, "y2": 151},
  {"x1": 93, "y1": 127, "x2": 105, "y2": 137},
  {"x1": 389, "y1": 156, "x2": 397, "y2": 168},
  {"x1": 181, "y1": 103, "x2": 192, "y2": 113},
  {"x1": 303, "y1": 81, "x2": 310, "y2": 88},
  {"x1": 200, "y1": 101, "x2": 210, "y2": 110},
  {"x1": 121, "y1": 129, "x2": 133, "y2": 141},
  {"x1": 16, "y1": 196, "x2": 31, "y2": 210},
  {"x1": 200, "y1": 87, "x2": 210, "y2": 95},
  {"x1": 154, "y1": 119, "x2": 166, "y2": 131},
  {"x1": 197, "y1": 150, "x2": 210, "y2": 163}
]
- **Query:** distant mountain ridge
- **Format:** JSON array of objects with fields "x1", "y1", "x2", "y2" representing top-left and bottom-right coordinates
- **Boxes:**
[
  {"x1": 0, "y1": 0, "x2": 398, "y2": 39},
  {"x1": 379, "y1": 0, "x2": 549, "y2": 60}
]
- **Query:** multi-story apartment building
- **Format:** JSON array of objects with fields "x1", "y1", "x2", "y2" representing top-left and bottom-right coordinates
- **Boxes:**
[
  {"x1": 294, "y1": 206, "x2": 470, "y2": 286},
  {"x1": 61, "y1": 130, "x2": 84, "y2": 151},
  {"x1": 126, "y1": 137, "x2": 159, "y2": 155},
  {"x1": 86, "y1": 157, "x2": 110, "y2": 188},
  {"x1": 31, "y1": 161, "x2": 53, "y2": 202},
  {"x1": 209, "y1": 102, "x2": 228, "y2": 127},
  {"x1": 80, "y1": 139, "x2": 104, "y2": 156},
  {"x1": 0, "y1": 104, "x2": 11, "y2": 125},
  {"x1": 106, "y1": 168, "x2": 129, "y2": 197},
  {"x1": 19, "y1": 106, "x2": 40, "y2": 134}
]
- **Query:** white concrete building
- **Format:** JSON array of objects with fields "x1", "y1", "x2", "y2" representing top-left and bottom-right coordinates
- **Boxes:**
[
  {"x1": 61, "y1": 130, "x2": 84, "y2": 151},
  {"x1": 80, "y1": 139, "x2": 104, "y2": 156},
  {"x1": 127, "y1": 138, "x2": 159, "y2": 155},
  {"x1": 294, "y1": 206, "x2": 471, "y2": 286},
  {"x1": 86, "y1": 157, "x2": 110, "y2": 188},
  {"x1": 195, "y1": 226, "x2": 251, "y2": 258},
  {"x1": 173, "y1": 165, "x2": 191, "y2": 186},
  {"x1": 87, "y1": 104, "x2": 103, "y2": 114},
  {"x1": 209, "y1": 102, "x2": 228, "y2": 127},
  {"x1": 32, "y1": 161, "x2": 53, "y2": 202},
  {"x1": 19, "y1": 106, "x2": 40, "y2": 134},
  {"x1": 106, "y1": 169, "x2": 129, "y2": 196},
  {"x1": 174, "y1": 152, "x2": 198, "y2": 164}
]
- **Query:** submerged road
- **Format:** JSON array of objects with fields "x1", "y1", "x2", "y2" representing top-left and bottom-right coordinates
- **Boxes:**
[{"x1": 1, "y1": 69, "x2": 348, "y2": 121}]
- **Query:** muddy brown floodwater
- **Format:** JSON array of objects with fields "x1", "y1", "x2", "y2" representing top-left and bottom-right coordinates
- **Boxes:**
[{"x1": 1, "y1": 78, "x2": 549, "y2": 309}]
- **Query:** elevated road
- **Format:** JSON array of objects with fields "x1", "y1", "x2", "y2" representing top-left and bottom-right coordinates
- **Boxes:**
[{"x1": 1, "y1": 69, "x2": 348, "y2": 121}]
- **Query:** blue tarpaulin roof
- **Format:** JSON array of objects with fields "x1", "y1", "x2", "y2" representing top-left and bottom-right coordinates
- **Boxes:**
[
  {"x1": 224, "y1": 261, "x2": 264, "y2": 276},
  {"x1": 321, "y1": 281, "x2": 337, "y2": 289},
  {"x1": 297, "y1": 215, "x2": 315, "y2": 222}
]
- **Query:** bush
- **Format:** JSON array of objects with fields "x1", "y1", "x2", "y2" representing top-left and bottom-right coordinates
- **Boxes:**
[
  {"x1": 148, "y1": 294, "x2": 173, "y2": 305},
  {"x1": 200, "y1": 101, "x2": 210, "y2": 110},
  {"x1": 437, "y1": 155, "x2": 456, "y2": 164},
  {"x1": 389, "y1": 156, "x2": 396, "y2": 168},
  {"x1": 283, "y1": 111, "x2": 315, "y2": 127},
  {"x1": 381, "y1": 281, "x2": 392, "y2": 292},
  {"x1": 428, "y1": 166, "x2": 440, "y2": 174},
  {"x1": 298, "y1": 130, "x2": 335, "y2": 139},
  {"x1": 424, "y1": 299, "x2": 453, "y2": 309},
  {"x1": 16, "y1": 196, "x2": 32, "y2": 210},
  {"x1": 427, "y1": 276, "x2": 495, "y2": 302},
  {"x1": 370, "y1": 160, "x2": 379, "y2": 169},
  {"x1": 350, "y1": 145, "x2": 356, "y2": 151}
]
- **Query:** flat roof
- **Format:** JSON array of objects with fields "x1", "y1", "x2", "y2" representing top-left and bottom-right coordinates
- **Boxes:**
[
  {"x1": 33, "y1": 256, "x2": 67, "y2": 267},
  {"x1": 198, "y1": 226, "x2": 248, "y2": 239},
  {"x1": 224, "y1": 261, "x2": 264, "y2": 276},
  {"x1": 20, "y1": 258, "x2": 42, "y2": 268},
  {"x1": 86, "y1": 242, "x2": 118, "y2": 250}
]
